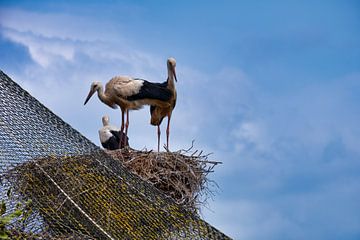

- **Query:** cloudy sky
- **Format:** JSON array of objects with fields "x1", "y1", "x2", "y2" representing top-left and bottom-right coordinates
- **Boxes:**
[{"x1": 1, "y1": 1, "x2": 360, "y2": 239}]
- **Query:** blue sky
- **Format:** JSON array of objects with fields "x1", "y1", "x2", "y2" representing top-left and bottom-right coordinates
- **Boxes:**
[{"x1": 1, "y1": 1, "x2": 360, "y2": 239}]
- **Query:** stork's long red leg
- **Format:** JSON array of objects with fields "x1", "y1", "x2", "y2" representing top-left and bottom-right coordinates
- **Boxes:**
[
  {"x1": 124, "y1": 109, "x2": 129, "y2": 147},
  {"x1": 157, "y1": 125, "x2": 161, "y2": 152},
  {"x1": 166, "y1": 113, "x2": 171, "y2": 151},
  {"x1": 119, "y1": 109, "x2": 125, "y2": 149}
]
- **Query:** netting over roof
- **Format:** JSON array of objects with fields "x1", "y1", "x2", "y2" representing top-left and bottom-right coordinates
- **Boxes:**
[{"x1": 0, "y1": 70, "x2": 230, "y2": 239}]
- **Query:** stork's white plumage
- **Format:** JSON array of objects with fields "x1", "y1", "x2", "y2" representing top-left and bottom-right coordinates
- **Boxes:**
[
  {"x1": 84, "y1": 76, "x2": 172, "y2": 148},
  {"x1": 98, "y1": 115, "x2": 129, "y2": 150},
  {"x1": 150, "y1": 57, "x2": 177, "y2": 151}
]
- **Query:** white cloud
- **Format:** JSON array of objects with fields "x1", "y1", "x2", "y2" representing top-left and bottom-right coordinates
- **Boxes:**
[
  {"x1": 2, "y1": 28, "x2": 75, "y2": 67},
  {"x1": 232, "y1": 121, "x2": 270, "y2": 153}
]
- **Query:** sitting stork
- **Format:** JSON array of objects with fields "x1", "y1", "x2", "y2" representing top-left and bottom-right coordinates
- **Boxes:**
[
  {"x1": 99, "y1": 115, "x2": 128, "y2": 150},
  {"x1": 150, "y1": 57, "x2": 177, "y2": 151},
  {"x1": 84, "y1": 75, "x2": 172, "y2": 148}
]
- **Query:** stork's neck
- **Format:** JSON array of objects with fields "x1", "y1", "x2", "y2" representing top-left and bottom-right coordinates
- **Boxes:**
[
  {"x1": 97, "y1": 85, "x2": 112, "y2": 107},
  {"x1": 167, "y1": 67, "x2": 176, "y2": 90}
]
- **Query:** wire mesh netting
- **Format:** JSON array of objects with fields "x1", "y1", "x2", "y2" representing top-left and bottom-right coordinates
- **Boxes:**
[{"x1": 0, "y1": 70, "x2": 231, "y2": 239}]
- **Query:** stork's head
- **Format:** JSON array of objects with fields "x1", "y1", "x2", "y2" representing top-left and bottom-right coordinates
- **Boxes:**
[
  {"x1": 84, "y1": 81, "x2": 101, "y2": 105},
  {"x1": 102, "y1": 115, "x2": 110, "y2": 126},
  {"x1": 167, "y1": 57, "x2": 177, "y2": 82}
]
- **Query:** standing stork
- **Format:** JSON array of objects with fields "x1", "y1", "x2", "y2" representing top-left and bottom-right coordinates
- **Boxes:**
[
  {"x1": 99, "y1": 115, "x2": 128, "y2": 150},
  {"x1": 150, "y1": 57, "x2": 177, "y2": 151},
  {"x1": 84, "y1": 75, "x2": 172, "y2": 148}
]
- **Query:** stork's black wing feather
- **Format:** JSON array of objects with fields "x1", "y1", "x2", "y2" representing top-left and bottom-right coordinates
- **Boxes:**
[
  {"x1": 101, "y1": 136, "x2": 119, "y2": 150},
  {"x1": 110, "y1": 130, "x2": 121, "y2": 141},
  {"x1": 127, "y1": 80, "x2": 171, "y2": 101},
  {"x1": 110, "y1": 130, "x2": 129, "y2": 142}
]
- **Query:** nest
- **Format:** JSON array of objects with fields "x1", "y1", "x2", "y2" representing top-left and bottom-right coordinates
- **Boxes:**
[{"x1": 105, "y1": 142, "x2": 221, "y2": 212}]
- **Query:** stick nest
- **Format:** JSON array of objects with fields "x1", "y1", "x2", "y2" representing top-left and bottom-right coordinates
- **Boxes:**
[{"x1": 105, "y1": 142, "x2": 221, "y2": 212}]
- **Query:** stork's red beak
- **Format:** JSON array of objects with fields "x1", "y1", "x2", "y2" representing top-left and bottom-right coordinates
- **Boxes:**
[{"x1": 84, "y1": 88, "x2": 95, "y2": 105}]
